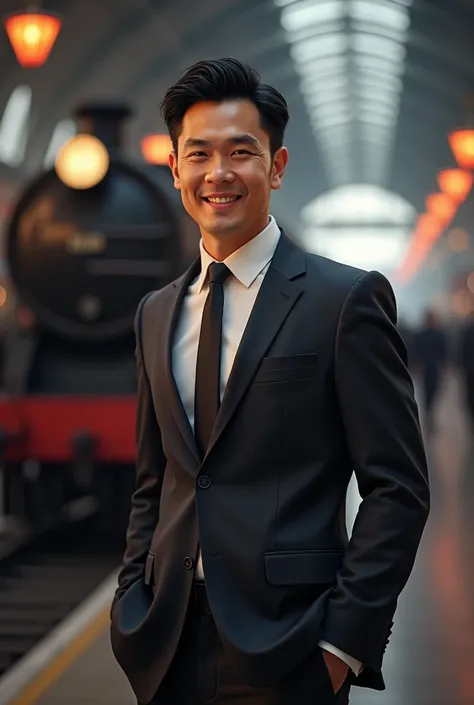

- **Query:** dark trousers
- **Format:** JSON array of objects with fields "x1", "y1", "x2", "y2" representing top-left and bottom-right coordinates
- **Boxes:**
[{"x1": 147, "y1": 582, "x2": 351, "y2": 705}]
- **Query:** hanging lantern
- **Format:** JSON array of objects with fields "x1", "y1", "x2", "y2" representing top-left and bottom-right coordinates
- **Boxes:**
[
  {"x1": 437, "y1": 168, "x2": 473, "y2": 203},
  {"x1": 448, "y1": 128, "x2": 474, "y2": 170},
  {"x1": 141, "y1": 134, "x2": 172, "y2": 165},
  {"x1": 426, "y1": 192, "x2": 457, "y2": 223},
  {"x1": 4, "y1": 9, "x2": 61, "y2": 68}
]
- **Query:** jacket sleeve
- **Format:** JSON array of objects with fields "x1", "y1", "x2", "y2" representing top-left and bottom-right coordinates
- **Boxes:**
[
  {"x1": 112, "y1": 294, "x2": 166, "y2": 611},
  {"x1": 321, "y1": 270, "x2": 430, "y2": 677}
]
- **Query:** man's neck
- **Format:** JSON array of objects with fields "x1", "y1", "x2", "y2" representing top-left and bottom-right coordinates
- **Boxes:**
[{"x1": 200, "y1": 218, "x2": 270, "y2": 261}]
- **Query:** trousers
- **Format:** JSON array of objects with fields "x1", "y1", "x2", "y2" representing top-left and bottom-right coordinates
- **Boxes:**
[{"x1": 146, "y1": 582, "x2": 351, "y2": 705}]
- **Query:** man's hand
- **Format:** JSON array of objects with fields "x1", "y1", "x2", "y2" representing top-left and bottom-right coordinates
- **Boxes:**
[{"x1": 321, "y1": 649, "x2": 349, "y2": 694}]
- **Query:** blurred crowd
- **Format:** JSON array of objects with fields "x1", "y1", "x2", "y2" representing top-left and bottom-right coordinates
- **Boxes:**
[{"x1": 399, "y1": 310, "x2": 474, "y2": 433}]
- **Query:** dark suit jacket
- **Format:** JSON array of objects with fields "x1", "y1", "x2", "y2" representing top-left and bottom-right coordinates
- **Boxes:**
[{"x1": 110, "y1": 232, "x2": 430, "y2": 704}]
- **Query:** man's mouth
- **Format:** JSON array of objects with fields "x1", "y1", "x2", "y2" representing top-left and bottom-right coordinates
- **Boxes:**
[{"x1": 202, "y1": 195, "x2": 243, "y2": 204}]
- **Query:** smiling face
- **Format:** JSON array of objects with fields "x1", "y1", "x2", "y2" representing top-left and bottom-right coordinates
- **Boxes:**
[{"x1": 169, "y1": 99, "x2": 288, "y2": 259}]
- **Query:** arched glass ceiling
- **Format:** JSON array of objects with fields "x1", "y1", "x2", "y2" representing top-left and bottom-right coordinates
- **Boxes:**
[
  {"x1": 275, "y1": 0, "x2": 412, "y2": 187},
  {"x1": 301, "y1": 183, "x2": 416, "y2": 271},
  {"x1": 304, "y1": 182, "x2": 416, "y2": 225}
]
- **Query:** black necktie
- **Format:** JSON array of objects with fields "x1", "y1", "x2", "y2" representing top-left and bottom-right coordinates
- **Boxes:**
[{"x1": 194, "y1": 262, "x2": 231, "y2": 459}]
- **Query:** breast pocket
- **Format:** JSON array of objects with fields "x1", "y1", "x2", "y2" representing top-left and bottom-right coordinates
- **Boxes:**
[
  {"x1": 264, "y1": 549, "x2": 344, "y2": 585},
  {"x1": 254, "y1": 353, "x2": 318, "y2": 384}
]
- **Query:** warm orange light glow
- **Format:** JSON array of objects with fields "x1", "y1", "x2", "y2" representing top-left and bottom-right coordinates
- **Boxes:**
[
  {"x1": 55, "y1": 134, "x2": 109, "y2": 189},
  {"x1": 438, "y1": 169, "x2": 473, "y2": 203},
  {"x1": 141, "y1": 134, "x2": 172, "y2": 165},
  {"x1": 467, "y1": 272, "x2": 474, "y2": 293},
  {"x1": 416, "y1": 212, "x2": 443, "y2": 241},
  {"x1": 451, "y1": 289, "x2": 473, "y2": 316},
  {"x1": 448, "y1": 228, "x2": 470, "y2": 252},
  {"x1": 394, "y1": 213, "x2": 446, "y2": 284},
  {"x1": 426, "y1": 192, "x2": 457, "y2": 224},
  {"x1": 449, "y1": 128, "x2": 474, "y2": 170},
  {"x1": 4, "y1": 10, "x2": 61, "y2": 68}
]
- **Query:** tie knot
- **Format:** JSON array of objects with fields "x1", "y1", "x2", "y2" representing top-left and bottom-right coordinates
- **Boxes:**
[{"x1": 208, "y1": 262, "x2": 231, "y2": 285}]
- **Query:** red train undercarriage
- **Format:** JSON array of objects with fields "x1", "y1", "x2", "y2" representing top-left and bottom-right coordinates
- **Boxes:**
[{"x1": 0, "y1": 396, "x2": 136, "y2": 463}]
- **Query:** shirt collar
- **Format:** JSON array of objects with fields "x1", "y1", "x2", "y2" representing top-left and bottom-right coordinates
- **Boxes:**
[{"x1": 196, "y1": 215, "x2": 281, "y2": 293}]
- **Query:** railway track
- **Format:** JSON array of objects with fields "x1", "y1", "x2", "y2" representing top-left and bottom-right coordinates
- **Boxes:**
[{"x1": 0, "y1": 501, "x2": 121, "y2": 677}]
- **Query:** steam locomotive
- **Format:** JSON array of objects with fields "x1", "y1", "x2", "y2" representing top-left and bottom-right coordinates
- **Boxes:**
[{"x1": 0, "y1": 103, "x2": 199, "y2": 539}]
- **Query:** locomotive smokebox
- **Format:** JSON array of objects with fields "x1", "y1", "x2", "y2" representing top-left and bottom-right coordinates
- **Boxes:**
[
  {"x1": 73, "y1": 102, "x2": 133, "y2": 152},
  {"x1": 6, "y1": 101, "x2": 183, "y2": 352}
]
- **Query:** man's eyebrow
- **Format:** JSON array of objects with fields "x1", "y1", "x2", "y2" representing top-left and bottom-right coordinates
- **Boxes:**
[
  {"x1": 227, "y1": 134, "x2": 259, "y2": 147},
  {"x1": 182, "y1": 138, "x2": 211, "y2": 150},
  {"x1": 182, "y1": 134, "x2": 260, "y2": 150}
]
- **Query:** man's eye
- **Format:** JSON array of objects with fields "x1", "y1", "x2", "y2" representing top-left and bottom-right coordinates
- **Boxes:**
[
  {"x1": 189, "y1": 151, "x2": 207, "y2": 157},
  {"x1": 233, "y1": 150, "x2": 251, "y2": 155}
]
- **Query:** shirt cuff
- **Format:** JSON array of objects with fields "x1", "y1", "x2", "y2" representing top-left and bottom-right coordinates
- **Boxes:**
[{"x1": 318, "y1": 639, "x2": 363, "y2": 676}]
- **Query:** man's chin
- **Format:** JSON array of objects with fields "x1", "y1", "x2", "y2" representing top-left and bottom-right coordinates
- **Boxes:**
[{"x1": 201, "y1": 219, "x2": 241, "y2": 237}]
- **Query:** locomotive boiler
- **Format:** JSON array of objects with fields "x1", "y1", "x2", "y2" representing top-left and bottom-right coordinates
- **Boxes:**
[{"x1": 0, "y1": 102, "x2": 199, "y2": 541}]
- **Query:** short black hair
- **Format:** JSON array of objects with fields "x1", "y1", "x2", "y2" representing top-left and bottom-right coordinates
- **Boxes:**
[{"x1": 160, "y1": 58, "x2": 289, "y2": 156}]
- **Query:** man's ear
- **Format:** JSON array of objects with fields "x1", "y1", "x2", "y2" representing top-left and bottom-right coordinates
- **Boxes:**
[
  {"x1": 270, "y1": 146, "x2": 288, "y2": 191},
  {"x1": 169, "y1": 151, "x2": 181, "y2": 190}
]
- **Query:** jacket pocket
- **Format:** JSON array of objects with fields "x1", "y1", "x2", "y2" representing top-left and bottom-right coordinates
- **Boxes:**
[
  {"x1": 254, "y1": 366, "x2": 317, "y2": 384},
  {"x1": 264, "y1": 550, "x2": 344, "y2": 585},
  {"x1": 260, "y1": 353, "x2": 318, "y2": 371},
  {"x1": 254, "y1": 353, "x2": 318, "y2": 384}
]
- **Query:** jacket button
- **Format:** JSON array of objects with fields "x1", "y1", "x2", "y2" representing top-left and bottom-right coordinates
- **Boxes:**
[
  {"x1": 198, "y1": 475, "x2": 211, "y2": 489},
  {"x1": 183, "y1": 556, "x2": 194, "y2": 570}
]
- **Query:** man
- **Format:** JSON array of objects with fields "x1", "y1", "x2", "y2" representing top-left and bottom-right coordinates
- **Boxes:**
[{"x1": 110, "y1": 58, "x2": 430, "y2": 705}]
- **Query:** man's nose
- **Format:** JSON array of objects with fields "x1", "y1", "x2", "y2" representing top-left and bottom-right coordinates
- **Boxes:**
[{"x1": 205, "y1": 160, "x2": 235, "y2": 184}]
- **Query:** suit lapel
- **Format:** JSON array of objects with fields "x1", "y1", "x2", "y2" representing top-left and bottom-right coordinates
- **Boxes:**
[
  {"x1": 161, "y1": 257, "x2": 202, "y2": 467},
  {"x1": 205, "y1": 233, "x2": 306, "y2": 459}
]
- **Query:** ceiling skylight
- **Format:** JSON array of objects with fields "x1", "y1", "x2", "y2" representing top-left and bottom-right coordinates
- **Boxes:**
[
  {"x1": 275, "y1": 0, "x2": 412, "y2": 186},
  {"x1": 0, "y1": 85, "x2": 32, "y2": 166},
  {"x1": 301, "y1": 184, "x2": 417, "y2": 271}
]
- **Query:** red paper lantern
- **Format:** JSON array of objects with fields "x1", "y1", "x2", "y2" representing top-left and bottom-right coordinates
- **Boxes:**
[
  {"x1": 448, "y1": 128, "x2": 474, "y2": 170},
  {"x1": 141, "y1": 134, "x2": 172, "y2": 165},
  {"x1": 437, "y1": 169, "x2": 473, "y2": 203},
  {"x1": 4, "y1": 10, "x2": 61, "y2": 68}
]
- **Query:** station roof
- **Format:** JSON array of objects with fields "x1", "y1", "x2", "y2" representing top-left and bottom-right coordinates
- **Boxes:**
[{"x1": 1, "y1": 0, "x2": 473, "y2": 227}]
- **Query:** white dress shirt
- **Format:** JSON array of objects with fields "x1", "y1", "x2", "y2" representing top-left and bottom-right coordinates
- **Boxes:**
[{"x1": 171, "y1": 215, "x2": 362, "y2": 677}]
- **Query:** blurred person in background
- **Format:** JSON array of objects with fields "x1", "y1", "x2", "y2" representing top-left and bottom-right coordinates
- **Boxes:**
[
  {"x1": 110, "y1": 58, "x2": 430, "y2": 705},
  {"x1": 412, "y1": 309, "x2": 448, "y2": 433},
  {"x1": 458, "y1": 310, "x2": 474, "y2": 430}
]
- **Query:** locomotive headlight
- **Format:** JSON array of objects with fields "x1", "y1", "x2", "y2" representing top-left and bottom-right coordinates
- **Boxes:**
[{"x1": 55, "y1": 134, "x2": 110, "y2": 190}]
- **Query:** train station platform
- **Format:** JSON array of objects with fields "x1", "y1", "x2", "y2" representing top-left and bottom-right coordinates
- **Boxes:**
[{"x1": 0, "y1": 370, "x2": 473, "y2": 705}]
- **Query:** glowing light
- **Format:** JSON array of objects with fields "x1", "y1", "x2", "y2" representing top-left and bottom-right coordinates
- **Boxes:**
[
  {"x1": 55, "y1": 134, "x2": 109, "y2": 190},
  {"x1": 451, "y1": 289, "x2": 473, "y2": 316},
  {"x1": 141, "y1": 134, "x2": 172, "y2": 165},
  {"x1": 426, "y1": 192, "x2": 457, "y2": 224},
  {"x1": 437, "y1": 169, "x2": 472, "y2": 203},
  {"x1": 4, "y1": 10, "x2": 61, "y2": 68},
  {"x1": 448, "y1": 228, "x2": 470, "y2": 253},
  {"x1": 449, "y1": 128, "x2": 474, "y2": 170},
  {"x1": 467, "y1": 272, "x2": 474, "y2": 294}
]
